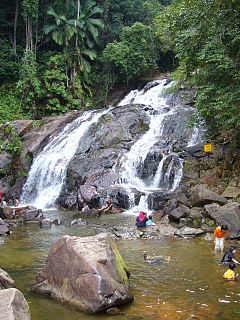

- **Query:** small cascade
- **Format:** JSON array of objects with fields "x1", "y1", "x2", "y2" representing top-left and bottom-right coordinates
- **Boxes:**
[
  {"x1": 117, "y1": 79, "x2": 189, "y2": 213},
  {"x1": 21, "y1": 109, "x2": 109, "y2": 209}
]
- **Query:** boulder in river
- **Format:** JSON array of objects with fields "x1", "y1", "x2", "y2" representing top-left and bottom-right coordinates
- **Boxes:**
[
  {"x1": 174, "y1": 226, "x2": 205, "y2": 238},
  {"x1": 0, "y1": 268, "x2": 16, "y2": 289},
  {"x1": 33, "y1": 233, "x2": 133, "y2": 313},
  {"x1": 0, "y1": 219, "x2": 10, "y2": 236},
  {"x1": 0, "y1": 288, "x2": 31, "y2": 320}
]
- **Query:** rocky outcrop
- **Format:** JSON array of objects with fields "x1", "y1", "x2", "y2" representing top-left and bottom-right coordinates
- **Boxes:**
[
  {"x1": 0, "y1": 111, "x2": 81, "y2": 200},
  {"x1": 33, "y1": 233, "x2": 133, "y2": 313},
  {"x1": 0, "y1": 219, "x2": 9, "y2": 236},
  {"x1": 0, "y1": 288, "x2": 31, "y2": 320},
  {"x1": 0, "y1": 268, "x2": 16, "y2": 289},
  {"x1": 222, "y1": 177, "x2": 240, "y2": 198},
  {"x1": 0, "y1": 206, "x2": 43, "y2": 222},
  {"x1": 189, "y1": 185, "x2": 227, "y2": 207},
  {"x1": 174, "y1": 226, "x2": 205, "y2": 238},
  {"x1": 168, "y1": 204, "x2": 190, "y2": 221},
  {"x1": 204, "y1": 202, "x2": 240, "y2": 239},
  {"x1": 59, "y1": 105, "x2": 150, "y2": 210}
]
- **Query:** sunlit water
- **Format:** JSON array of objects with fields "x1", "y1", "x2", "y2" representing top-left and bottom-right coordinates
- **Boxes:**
[{"x1": 1, "y1": 211, "x2": 240, "y2": 320}]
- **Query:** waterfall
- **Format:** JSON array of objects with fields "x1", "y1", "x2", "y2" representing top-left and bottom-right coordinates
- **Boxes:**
[
  {"x1": 21, "y1": 110, "x2": 109, "y2": 209},
  {"x1": 117, "y1": 79, "x2": 185, "y2": 213}
]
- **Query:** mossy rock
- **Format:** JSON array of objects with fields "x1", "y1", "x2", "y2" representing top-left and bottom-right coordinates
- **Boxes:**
[{"x1": 110, "y1": 239, "x2": 130, "y2": 284}]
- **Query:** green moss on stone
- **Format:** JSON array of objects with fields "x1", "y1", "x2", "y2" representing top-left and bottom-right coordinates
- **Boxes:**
[{"x1": 110, "y1": 240, "x2": 129, "y2": 284}]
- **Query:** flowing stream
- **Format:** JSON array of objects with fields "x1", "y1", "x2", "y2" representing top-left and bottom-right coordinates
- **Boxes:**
[{"x1": 1, "y1": 210, "x2": 240, "y2": 320}]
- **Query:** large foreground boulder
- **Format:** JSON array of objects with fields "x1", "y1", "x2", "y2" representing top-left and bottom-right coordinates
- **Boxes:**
[
  {"x1": 33, "y1": 233, "x2": 133, "y2": 313},
  {"x1": 0, "y1": 288, "x2": 31, "y2": 320}
]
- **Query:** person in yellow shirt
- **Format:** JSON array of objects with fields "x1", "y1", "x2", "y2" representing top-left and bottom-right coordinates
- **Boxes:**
[
  {"x1": 214, "y1": 225, "x2": 228, "y2": 251},
  {"x1": 223, "y1": 262, "x2": 238, "y2": 280}
]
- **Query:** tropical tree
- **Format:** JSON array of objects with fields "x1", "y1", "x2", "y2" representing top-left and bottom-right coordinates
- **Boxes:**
[
  {"x1": 155, "y1": 0, "x2": 240, "y2": 131},
  {"x1": 102, "y1": 22, "x2": 159, "y2": 84},
  {"x1": 44, "y1": 0, "x2": 103, "y2": 93}
]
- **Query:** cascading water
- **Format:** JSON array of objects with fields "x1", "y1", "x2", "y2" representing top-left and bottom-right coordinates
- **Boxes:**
[
  {"x1": 117, "y1": 79, "x2": 197, "y2": 213},
  {"x1": 20, "y1": 110, "x2": 109, "y2": 209}
]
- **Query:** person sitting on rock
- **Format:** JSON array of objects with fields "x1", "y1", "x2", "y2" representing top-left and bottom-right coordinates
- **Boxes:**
[
  {"x1": 136, "y1": 211, "x2": 148, "y2": 227},
  {"x1": 214, "y1": 225, "x2": 228, "y2": 251},
  {"x1": 223, "y1": 262, "x2": 238, "y2": 280},
  {"x1": 221, "y1": 246, "x2": 240, "y2": 265},
  {"x1": 98, "y1": 197, "x2": 112, "y2": 213},
  {"x1": 146, "y1": 215, "x2": 155, "y2": 226},
  {"x1": 81, "y1": 204, "x2": 89, "y2": 213}
]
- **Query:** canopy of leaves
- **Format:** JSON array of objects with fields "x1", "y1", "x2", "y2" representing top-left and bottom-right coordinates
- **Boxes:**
[
  {"x1": 102, "y1": 22, "x2": 159, "y2": 83},
  {"x1": 155, "y1": 0, "x2": 240, "y2": 131}
]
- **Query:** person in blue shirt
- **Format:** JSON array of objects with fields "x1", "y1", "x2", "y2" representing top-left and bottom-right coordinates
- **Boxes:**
[{"x1": 146, "y1": 215, "x2": 153, "y2": 226}]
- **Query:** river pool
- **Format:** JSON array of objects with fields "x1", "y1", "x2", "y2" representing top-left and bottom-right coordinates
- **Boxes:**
[{"x1": 1, "y1": 210, "x2": 240, "y2": 320}]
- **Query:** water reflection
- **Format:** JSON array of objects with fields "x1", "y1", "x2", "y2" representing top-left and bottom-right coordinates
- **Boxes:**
[{"x1": 0, "y1": 210, "x2": 240, "y2": 320}]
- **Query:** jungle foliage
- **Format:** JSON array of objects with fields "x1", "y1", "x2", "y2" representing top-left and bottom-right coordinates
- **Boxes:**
[
  {"x1": 0, "y1": 0, "x2": 239, "y2": 132},
  {"x1": 155, "y1": 0, "x2": 240, "y2": 131}
]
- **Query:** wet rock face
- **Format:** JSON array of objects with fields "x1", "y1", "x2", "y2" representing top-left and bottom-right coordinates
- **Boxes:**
[
  {"x1": 0, "y1": 288, "x2": 31, "y2": 320},
  {"x1": 33, "y1": 233, "x2": 133, "y2": 313},
  {"x1": 61, "y1": 105, "x2": 150, "y2": 209},
  {"x1": 136, "y1": 150, "x2": 163, "y2": 185}
]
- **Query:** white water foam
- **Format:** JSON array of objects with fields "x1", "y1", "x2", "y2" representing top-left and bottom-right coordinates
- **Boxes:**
[{"x1": 21, "y1": 109, "x2": 109, "y2": 209}]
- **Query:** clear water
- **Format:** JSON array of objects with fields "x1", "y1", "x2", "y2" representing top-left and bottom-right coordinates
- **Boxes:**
[{"x1": 1, "y1": 211, "x2": 240, "y2": 320}]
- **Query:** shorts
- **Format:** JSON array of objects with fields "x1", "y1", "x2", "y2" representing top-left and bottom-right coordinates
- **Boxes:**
[{"x1": 215, "y1": 237, "x2": 224, "y2": 250}]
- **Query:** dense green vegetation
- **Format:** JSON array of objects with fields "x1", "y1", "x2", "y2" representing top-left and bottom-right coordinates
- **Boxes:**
[
  {"x1": 155, "y1": 0, "x2": 240, "y2": 131},
  {"x1": 0, "y1": 0, "x2": 239, "y2": 132}
]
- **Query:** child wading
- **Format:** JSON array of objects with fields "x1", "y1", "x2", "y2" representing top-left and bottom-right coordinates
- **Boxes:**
[
  {"x1": 223, "y1": 262, "x2": 238, "y2": 280},
  {"x1": 221, "y1": 246, "x2": 240, "y2": 265},
  {"x1": 214, "y1": 225, "x2": 228, "y2": 251}
]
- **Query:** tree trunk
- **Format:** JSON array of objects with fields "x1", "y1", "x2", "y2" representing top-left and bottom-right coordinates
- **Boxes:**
[{"x1": 13, "y1": 0, "x2": 19, "y2": 61}]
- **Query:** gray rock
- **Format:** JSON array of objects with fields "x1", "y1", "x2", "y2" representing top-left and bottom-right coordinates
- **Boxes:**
[
  {"x1": 33, "y1": 233, "x2": 133, "y2": 313},
  {"x1": 204, "y1": 202, "x2": 240, "y2": 239},
  {"x1": 168, "y1": 205, "x2": 190, "y2": 221},
  {"x1": 40, "y1": 218, "x2": 52, "y2": 227},
  {"x1": 21, "y1": 209, "x2": 40, "y2": 222},
  {"x1": 0, "y1": 288, "x2": 31, "y2": 320},
  {"x1": 0, "y1": 219, "x2": 9, "y2": 235},
  {"x1": 52, "y1": 218, "x2": 62, "y2": 225},
  {"x1": 189, "y1": 185, "x2": 227, "y2": 207},
  {"x1": 174, "y1": 227, "x2": 205, "y2": 238},
  {"x1": 0, "y1": 268, "x2": 16, "y2": 289}
]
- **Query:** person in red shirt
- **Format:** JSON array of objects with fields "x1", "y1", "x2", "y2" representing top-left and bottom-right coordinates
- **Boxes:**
[{"x1": 214, "y1": 225, "x2": 228, "y2": 251}]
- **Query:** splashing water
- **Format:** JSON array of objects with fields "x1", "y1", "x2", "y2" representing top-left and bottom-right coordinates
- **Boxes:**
[
  {"x1": 118, "y1": 80, "x2": 183, "y2": 195},
  {"x1": 21, "y1": 110, "x2": 109, "y2": 209}
]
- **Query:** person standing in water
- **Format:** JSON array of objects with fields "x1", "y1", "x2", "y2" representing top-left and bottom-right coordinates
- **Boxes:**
[{"x1": 214, "y1": 225, "x2": 228, "y2": 251}]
